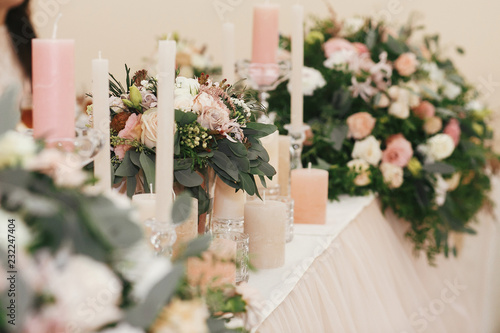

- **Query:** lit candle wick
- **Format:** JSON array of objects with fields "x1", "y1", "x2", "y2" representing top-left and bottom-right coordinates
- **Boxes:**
[
  {"x1": 52, "y1": 13, "x2": 63, "y2": 39},
  {"x1": 149, "y1": 183, "x2": 154, "y2": 194},
  {"x1": 308, "y1": 162, "x2": 312, "y2": 171}
]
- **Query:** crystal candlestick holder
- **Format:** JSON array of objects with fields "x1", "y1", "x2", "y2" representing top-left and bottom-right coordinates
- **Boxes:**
[
  {"x1": 144, "y1": 218, "x2": 177, "y2": 258},
  {"x1": 284, "y1": 124, "x2": 310, "y2": 170},
  {"x1": 235, "y1": 60, "x2": 291, "y2": 111}
]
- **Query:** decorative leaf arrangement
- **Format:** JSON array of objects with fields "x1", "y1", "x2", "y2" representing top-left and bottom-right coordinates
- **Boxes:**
[{"x1": 268, "y1": 13, "x2": 500, "y2": 262}]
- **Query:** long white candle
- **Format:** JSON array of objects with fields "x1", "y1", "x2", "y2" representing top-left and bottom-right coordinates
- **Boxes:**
[
  {"x1": 222, "y1": 22, "x2": 235, "y2": 83},
  {"x1": 290, "y1": 4, "x2": 304, "y2": 131},
  {"x1": 92, "y1": 53, "x2": 111, "y2": 192},
  {"x1": 156, "y1": 40, "x2": 176, "y2": 222}
]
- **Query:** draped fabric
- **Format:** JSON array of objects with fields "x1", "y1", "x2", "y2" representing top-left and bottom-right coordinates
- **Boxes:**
[{"x1": 253, "y1": 178, "x2": 499, "y2": 333}]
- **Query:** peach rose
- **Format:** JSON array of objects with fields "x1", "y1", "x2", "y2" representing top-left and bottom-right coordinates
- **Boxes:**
[
  {"x1": 412, "y1": 101, "x2": 435, "y2": 120},
  {"x1": 352, "y1": 42, "x2": 370, "y2": 55},
  {"x1": 115, "y1": 113, "x2": 142, "y2": 160},
  {"x1": 443, "y1": 118, "x2": 461, "y2": 146},
  {"x1": 323, "y1": 38, "x2": 356, "y2": 58},
  {"x1": 423, "y1": 116, "x2": 443, "y2": 135},
  {"x1": 382, "y1": 134, "x2": 413, "y2": 167},
  {"x1": 394, "y1": 52, "x2": 418, "y2": 76},
  {"x1": 346, "y1": 112, "x2": 376, "y2": 139}
]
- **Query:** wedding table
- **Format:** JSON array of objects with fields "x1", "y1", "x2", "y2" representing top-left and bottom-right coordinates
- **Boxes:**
[{"x1": 248, "y1": 177, "x2": 500, "y2": 333}]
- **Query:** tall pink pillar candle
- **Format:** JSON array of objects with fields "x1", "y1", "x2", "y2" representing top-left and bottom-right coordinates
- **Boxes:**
[
  {"x1": 244, "y1": 199, "x2": 286, "y2": 269},
  {"x1": 291, "y1": 167, "x2": 328, "y2": 224},
  {"x1": 251, "y1": 3, "x2": 279, "y2": 64},
  {"x1": 32, "y1": 39, "x2": 75, "y2": 140}
]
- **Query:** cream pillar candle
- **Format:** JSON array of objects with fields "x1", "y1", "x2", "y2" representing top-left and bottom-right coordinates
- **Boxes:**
[
  {"x1": 132, "y1": 193, "x2": 156, "y2": 224},
  {"x1": 155, "y1": 40, "x2": 176, "y2": 222},
  {"x1": 290, "y1": 4, "x2": 304, "y2": 132},
  {"x1": 213, "y1": 176, "x2": 245, "y2": 220},
  {"x1": 92, "y1": 53, "x2": 111, "y2": 192},
  {"x1": 32, "y1": 39, "x2": 75, "y2": 140},
  {"x1": 291, "y1": 165, "x2": 328, "y2": 224},
  {"x1": 244, "y1": 199, "x2": 286, "y2": 269},
  {"x1": 173, "y1": 197, "x2": 199, "y2": 258},
  {"x1": 222, "y1": 22, "x2": 235, "y2": 83},
  {"x1": 278, "y1": 135, "x2": 291, "y2": 196},
  {"x1": 251, "y1": 3, "x2": 279, "y2": 64},
  {"x1": 259, "y1": 130, "x2": 280, "y2": 188}
]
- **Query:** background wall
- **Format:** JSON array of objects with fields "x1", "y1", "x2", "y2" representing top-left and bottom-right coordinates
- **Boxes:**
[{"x1": 31, "y1": 0, "x2": 500, "y2": 330}]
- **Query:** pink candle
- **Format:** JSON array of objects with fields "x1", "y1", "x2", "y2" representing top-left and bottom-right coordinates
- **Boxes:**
[
  {"x1": 291, "y1": 166, "x2": 329, "y2": 224},
  {"x1": 251, "y1": 3, "x2": 279, "y2": 64},
  {"x1": 32, "y1": 39, "x2": 75, "y2": 140}
]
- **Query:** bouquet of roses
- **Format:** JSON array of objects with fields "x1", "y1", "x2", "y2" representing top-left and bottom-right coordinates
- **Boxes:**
[
  {"x1": 99, "y1": 67, "x2": 276, "y2": 213},
  {"x1": 268, "y1": 11, "x2": 499, "y2": 261}
]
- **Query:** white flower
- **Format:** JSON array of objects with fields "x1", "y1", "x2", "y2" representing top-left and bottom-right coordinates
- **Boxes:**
[
  {"x1": 110, "y1": 96, "x2": 127, "y2": 113},
  {"x1": 388, "y1": 102, "x2": 410, "y2": 119},
  {"x1": 347, "y1": 159, "x2": 372, "y2": 186},
  {"x1": 174, "y1": 94, "x2": 195, "y2": 112},
  {"x1": 421, "y1": 62, "x2": 445, "y2": 86},
  {"x1": 191, "y1": 53, "x2": 212, "y2": 70},
  {"x1": 154, "y1": 298, "x2": 209, "y2": 333},
  {"x1": 0, "y1": 131, "x2": 36, "y2": 168},
  {"x1": 175, "y1": 77, "x2": 200, "y2": 96},
  {"x1": 465, "y1": 100, "x2": 483, "y2": 111},
  {"x1": 425, "y1": 134, "x2": 455, "y2": 161},
  {"x1": 341, "y1": 17, "x2": 365, "y2": 35},
  {"x1": 323, "y1": 49, "x2": 357, "y2": 69},
  {"x1": 376, "y1": 93, "x2": 390, "y2": 108},
  {"x1": 352, "y1": 136, "x2": 382, "y2": 165},
  {"x1": 349, "y1": 77, "x2": 377, "y2": 102},
  {"x1": 380, "y1": 163, "x2": 404, "y2": 189},
  {"x1": 234, "y1": 282, "x2": 264, "y2": 331},
  {"x1": 140, "y1": 90, "x2": 158, "y2": 110},
  {"x1": 192, "y1": 92, "x2": 218, "y2": 114},
  {"x1": 388, "y1": 86, "x2": 400, "y2": 100},
  {"x1": 101, "y1": 323, "x2": 146, "y2": 333},
  {"x1": 404, "y1": 81, "x2": 421, "y2": 107},
  {"x1": 442, "y1": 81, "x2": 461, "y2": 100},
  {"x1": 434, "y1": 174, "x2": 449, "y2": 206},
  {"x1": 141, "y1": 108, "x2": 158, "y2": 148},
  {"x1": 287, "y1": 67, "x2": 326, "y2": 96},
  {"x1": 198, "y1": 106, "x2": 231, "y2": 132}
]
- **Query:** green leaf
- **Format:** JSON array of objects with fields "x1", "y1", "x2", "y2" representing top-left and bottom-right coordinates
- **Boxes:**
[
  {"x1": 257, "y1": 160, "x2": 276, "y2": 178},
  {"x1": 175, "y1": 169, "x2": 204, "y2": 187},
  {"x1": 115, "y1": 151, "x2": 140, "y2": 177},
  {"x1": 230, "y1": 155, "x2": 250, "y2": 173},
  {"x1": 174, "y1": 158, "x2": 193, "y2": 171},
  {"x1": 175, "y1": 109, "x2": 198, "y2": 126},
  {"x1": 129, "y1": 85, "x2": 142, "y2": 107},
  {"x1": 423, "y1": 163, "x2": 455, "y2": 175},
  {"x1": 171, "y1": 192, "x2": 193, "y2": 224},
  {"x1": 316, "y1": 158, "x2": 332, "y2": 170},
  {"x1": 122, "y1": 99, "x2": 134, "y2": 108},
  {"x1": 239, "y1": 172, "x2": 256, "y2": 196},
  {"x1": 129, "y1": 150, "x2": 141, "y2": 167},
  {"x1": 175, "y1": 235, "x2": 211, "y2": 261},
  {"x1": 243, "y1": 123, "x2": 277, "y2": 138},
  {"x1": 140, "y1": 152, "x2": 156, "y2": 192},
  {"x1": 386, "y1": 35, "x2": 408, "y2": 55},
  {"x1": 226, "y1": 140, "x2": 248, "y2": 158},
  {"x1": 211, "y1": 151, "x2": 240, "y2": 181},
  {"x1": 330, "y1": 125, "x2": 348, "y2": 151},
  {"x1": 126, "y1": 175, "x2": 137, "y2": 197}
]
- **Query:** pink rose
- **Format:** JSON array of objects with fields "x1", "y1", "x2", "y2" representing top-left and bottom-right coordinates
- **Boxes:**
[
  {"x1": 323, "y1": 38, "x2": 356, "y2": 58},
  {"x1": 382, "y1": 134, "x2": 413, "y2": 167},
  {"x1": 352, "y1": 42, "x2": 369, "y2": 55},
  {"x1": 412, "y1": 101, "x2": 435, "y2": 120},
  {"x1": 394, "y1": 52, "x2": 418, "y2": 76},
  {"x1": 443, "y1": 118, "x2": 461, "y2": 146},
  {"x1": 115, "y1": 113, "x2": 142, "y2": 160},
  {"x1": 346, "y1": 112, "x2": 376, "y2": 139},
  {"x1": 192, "y1": 92, "x2": 218, "y2": 114},
  {"x1": 197, "y1": 106, "x2": 231, "y2": 132}
]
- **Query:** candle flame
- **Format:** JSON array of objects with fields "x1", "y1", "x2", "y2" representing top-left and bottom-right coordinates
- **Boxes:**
[{"x1": 51, "y1": 13, "x2": 63, "y2": 39}]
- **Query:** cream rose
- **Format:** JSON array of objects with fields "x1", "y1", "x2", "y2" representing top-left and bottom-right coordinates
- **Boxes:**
[
  {"x1": 347, "y1": 159, "x2": 371, "y2": 186},
  {"x1": 351, "y1": 135, "x2": 382, "y2": 166},
  {"x1": 175, "y1": 77, "x2": 200, "y2": 96},
  {"x1": 109, "y1": 96, "x2": 127, "y2": 113},
  {"x1": 423, "y1": 116, "x2": 443, "y2": 135},
  {"x1": 426, "y1": 134, "x2": 455, "y2": 161},
  {"x1": 394, "y1": 52, "x2": 419, "y2": 76},
  {"x1": 388, "y1": 102, "x2": 410, "y2": 119},
  {"x1": 376, "y1": 93, "x2": 390, "y2": 108},
  {"x1": 141, "y1": 108, "x2": 158, "y2": 148},
  {"x1": 380, "y1": 162, "x2": 404, "y2": 189},
  {"x1": 152, "y1": 298, "x2": 209, "y2": 333},
  {"x1": 197, "y1": 106, "x2": 231, "y2": 131},
  {"x1": 192, "y1": 92, "x2": 218, "y2": 114}
]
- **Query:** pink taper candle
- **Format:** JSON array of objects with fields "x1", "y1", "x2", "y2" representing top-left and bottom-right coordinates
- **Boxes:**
[
  {"x1": 291, "y1": 164, "x2": 328, "y2": 224},
  {"x1": 251, "y1": 3, "x2": 279, "y2": 64},
  {"x1": 32, "y1": 39, "x2": 75, "y2": 140}
]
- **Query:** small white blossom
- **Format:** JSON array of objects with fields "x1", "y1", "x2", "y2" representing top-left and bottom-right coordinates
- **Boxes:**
[{"x1": 287, "y1": 67, "x2": 326, "y2": 96}]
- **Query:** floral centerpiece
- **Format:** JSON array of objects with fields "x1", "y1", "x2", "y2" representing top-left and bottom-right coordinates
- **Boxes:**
[
  {"x1": 0, "y1": 131, "x2": 260, "y2": 333},
  {"x1": 268, "y1": 11, "x2": 499, "y2": 261},
  {"x1": 95, "y1": 67, "x2": 276, "y2": 218}
]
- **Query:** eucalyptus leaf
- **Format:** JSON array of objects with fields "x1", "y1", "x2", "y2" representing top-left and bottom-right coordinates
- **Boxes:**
[
  {"x1": 175, "y1": 169, "x2": 204, "y2": 187},
  {"x1": 140, "y1": 152, "x2": 156, "y2": 192},
  {"x1": 239, "y1": 172, "x2": 256, "y2": 196},
  {"x1": 115, "y1": 151, "x2": 140, "y2": 177},
  {"x1": 126, "y1": 175, "x2": 137, "y2": 197},
  {"x1": 129, "y1": 150, "x2": 141, "y2": 167},
  {"x1": 226, "y1": 140, "x2": 248, "y2": 158},
  {"x1": 423, "y1": 163, "x2": 455, "y2": 175},
  {"x1": 175, "y1": 235, "x2": 212, "y2": 261},
  {"x1": 171, "y1": 192, "x2": 193, "y2": 225},
  {"x1": 386, "y1": 35, "x2": 408, "y2": 55},
  {"x1": 175, "y1": 109, "x2": 198, "y2": 126},
  {"x1": 435, "y1": 108, "x2": 456, "y2": 118},
  {"x1": 330, "y1": 125, "x2": 348, "y2": 151},
  {"x1": 211, "y1": 151, "x2": 240, "y2": 181},
  {"x1": 174, "y1": 158, "x2": 193, "y2": 171},
  {"x1": 0, "y1": 84, "x2": 21, "y2": 135},
  {"x1": 258, "y1": 160, "x2": 276, "y2": 178}
]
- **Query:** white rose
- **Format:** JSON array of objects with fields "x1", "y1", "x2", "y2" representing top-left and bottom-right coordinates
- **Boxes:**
[
  {"x1": 341, "y1": 17, "x2": 365, "y2": 35},
  {"x1": 175, "y1": 77, "x2": 200, "y2": 96},
  {"x1": 154, "y1": 298, "x2": 209, "y2": 333},
  {"x1": 404, "y1": 82, "x2": 421, "y2": 107},
  {"x1": 323, "y1": 49, "x2": 357, "y2": 70},
  {"x1": 434, "y1": 174, "x2": 449, "y2": 206},
  {"x1": 347, "y1": 159, "x2": 371, "y2": 186},
  {"x1": 110, "y1": 96, "x2": 127, "y2": 113},
  {"x1": 388, "y1": 86, "x2": 400, "y2": 100},
  {"x1": 442, "y1": 81, "x2": 461, "y2": 100},
  {"x1": 351, "y1": 135, "x2": 382, "y2": 166},
  {"x1": 426, "y1": 134, "x2": 455, "y2": 161},
  {"x1": 197, "y1": 106, "x2": 231, "y2": 131},
  {"x1": 287, "y1": 67, "x2": 326, "y2": 96},
  {"x1": 421, "y1": 62, "x2": 445, "y2": 85},
  {"x1": 174, "y1": 93, "x2": 195, "y2": 112},
  {"x1": 0, "y1": 131, "x2": 36, "y2": 168},
  {"x1": 388, "y1": 102, "x2": 410, "y2": 119},
  {"x1": 101, "y1": 323, "x2": 145, "y2": 333},
  {"x1": 465, "y1": 100, "x2": 483, "y2": 111},
  {"x1": 376, "y1": 93, "x2": 390, "y2": 108},
  {"x1": 141, "y1": 108, "x2": 158, "y2": 148},
  {"x1": 380, "y1": 162, "x2": 404, "y2": 189}
]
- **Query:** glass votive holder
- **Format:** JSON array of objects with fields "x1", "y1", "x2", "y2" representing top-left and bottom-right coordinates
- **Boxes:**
[
  {"x1": 256, "y1": 184, "x2": 281, "y2": 198},
  {"x1": 212, "y1": 216, "x2": 244, "y2": 234},
  {"x1": 144, "y1": 218, "x2": 177, "y2": 258},
  {"x1": 247, "y1": 195, "x2": 294, "y2": 243},
  {"x1": 212, "y1": 231, "x2": 249, "y2": 284}
]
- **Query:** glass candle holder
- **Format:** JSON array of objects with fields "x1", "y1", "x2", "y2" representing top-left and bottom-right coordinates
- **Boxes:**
[
  {"x1": 213, "y1": 231, "x2": 250, "y2": 284},
  {"x1": 144, "y1": 218, "x2": 177, "y2": 258},
  {"x1": 212, "y1": 216, "x2": 245, "y2": 234}
]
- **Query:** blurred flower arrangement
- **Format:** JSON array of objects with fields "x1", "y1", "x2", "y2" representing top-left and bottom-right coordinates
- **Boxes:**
[
  {"x1": 268, "y1": 11, "x2": 500, "y2": 261},
  {"x1": 92, "y1": 67, "x2": 276, "y2": 218},
  {"x1": 144, "y1": 32, "x2": 222, "y2": 78},
  {"x1": 0, "y1": 130, "x2": 260, "y2": 333}
]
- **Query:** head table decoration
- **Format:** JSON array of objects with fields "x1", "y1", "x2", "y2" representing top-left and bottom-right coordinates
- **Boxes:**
[
  {"x1": 268, "y1": 11, "x2": 500, "y2": 261},
  {"x1": 93, "y1": 66, "x2": 278, "y2": 232},
  {"x1": 0, "y1": 129, "x2": 261, "y2": 333}
]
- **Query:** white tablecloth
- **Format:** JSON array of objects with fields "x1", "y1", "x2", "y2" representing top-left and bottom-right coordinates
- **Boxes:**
[{"x1": 248, "y1": 178, "x2": 500, "y2": 333}]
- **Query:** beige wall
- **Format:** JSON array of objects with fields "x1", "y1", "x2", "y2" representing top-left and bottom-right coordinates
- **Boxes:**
[{"x1": 31, "y1": 0, "x2": 500, "y2": 142}]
